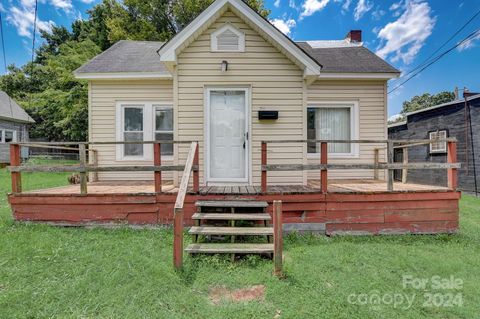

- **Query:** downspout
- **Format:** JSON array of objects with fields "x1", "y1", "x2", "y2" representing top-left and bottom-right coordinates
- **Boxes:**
[{"x1": 465, "y1": 96, "x2": 478, "y2": 196}]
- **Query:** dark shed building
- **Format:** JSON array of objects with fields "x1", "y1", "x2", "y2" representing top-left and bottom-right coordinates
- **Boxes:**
[{"x1": 388, "y1": 93, "x2": 480, "y2": 194}]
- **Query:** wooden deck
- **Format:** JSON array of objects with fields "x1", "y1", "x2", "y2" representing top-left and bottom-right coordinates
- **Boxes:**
[
  {"x1": 25, "y1": 179, "x2": 449, "y2": 195},
  {"x1": 9, "y1": 179, "x2": 460, "y2": 236}
]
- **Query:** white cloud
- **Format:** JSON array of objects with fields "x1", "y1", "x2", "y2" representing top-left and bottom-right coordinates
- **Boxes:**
[
  {"x1": 300, "y1": 0, "x2": 330, "y2": 18},
  {"x1": 342, "y1": 0, "x2": 352, "y2": 12},
  {"x1": 50, "y1": 0, "x2": 73, "y2": 12},
  {"x1": 457, "y1": 31, "x2": 480, "y2": 51},
  {"x1": 79, "y1": 0, "x2": 96, "y2": 3},
  {"x1": 274, "y1": 0, "x2": 281, "y2": 8},
  {"x1": 7, "y1": 2, "x2": 55, "y2": 38},
  {"x1": 376, "y1": 1, "x2": 436, "y2": 64},
  {"x1": 270, "y1": 18, "x2": 297, "y2": 36},
  {"x1": 371, "y1": 6, "x2": 385, "y2": 20},
  {"x1": 289, "y1": 0, "x2": 299, "y2": 10},
  {"x1": 353, "y1": 0, "x2": 373, "y2": 21}
]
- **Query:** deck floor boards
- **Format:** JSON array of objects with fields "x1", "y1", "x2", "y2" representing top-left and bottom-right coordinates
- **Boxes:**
[{"x1": 25, "y1": 179, "x2": 450, "y2": 195}]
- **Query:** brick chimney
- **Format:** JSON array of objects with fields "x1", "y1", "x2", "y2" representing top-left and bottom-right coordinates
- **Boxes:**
[{"x1": 346, "y1": 30, "x2": 362, "y2": 43}]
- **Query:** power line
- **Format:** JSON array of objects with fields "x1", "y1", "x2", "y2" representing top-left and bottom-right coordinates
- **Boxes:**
[
  {"x1": 388, "y1": 28, "x2": 480, "y2": 94},
  {"x1": 0, "y1": 12, "x2": 7, "y2": 73},
  {"x1": 396, "y1": 7, "x2": 480, "y2": 81}
]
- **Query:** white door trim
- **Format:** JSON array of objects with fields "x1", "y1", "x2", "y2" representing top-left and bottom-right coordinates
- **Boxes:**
[{"x1": 204, "y1": 87, "x2": 251, "y2": 185}]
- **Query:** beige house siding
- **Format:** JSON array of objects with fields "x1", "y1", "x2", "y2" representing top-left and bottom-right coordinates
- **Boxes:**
[
  {"x1": 176, "y1": 9, "x2": 305, "y2": 186},
  {"x1": 306, "y1": 79, "x2": 388, "y2": 180},
  {"x1": 89, "y1": 79, "x2": 174, "y2": 181}
]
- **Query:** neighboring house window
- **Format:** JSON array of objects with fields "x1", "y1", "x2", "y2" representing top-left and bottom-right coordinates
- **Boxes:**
[
  {"x1": 211, "y1": 24, "x2": 245, "y2": 52},
  {"x1": 307, "y1": 102, "x2": 359, "y2": 157},
  {"x1": 116, "y1": 102, "x2": 173, "y2": 160},
  {"x1": 0, "y1": 130, "x2": 17, "y2": 143},
  {"x1": 429, "y1": 130, "x2": 447, "y2": 153},
  {"x1": 154, "y1": 105, "x2": 174, "y2": 156}
]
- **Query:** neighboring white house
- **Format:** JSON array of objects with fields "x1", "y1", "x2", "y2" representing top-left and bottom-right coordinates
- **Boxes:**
[
  {"x1": 0, "y1": 91, "x2": 34, "y2": 164},
  {"x1": 74, "y1": 0, "x2": 399, "y2": 186}
]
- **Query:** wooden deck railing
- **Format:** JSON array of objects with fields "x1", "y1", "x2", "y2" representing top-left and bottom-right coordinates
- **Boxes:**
[
  {"x1": 8, "y1": 140, "x2": 199, "y2": 195},
  {"x1": 173, "y1": 142, "x2": 198, "y2": 270},
  {"x1": 261, "y1": 138, "x2": 460, "y2": 193}
]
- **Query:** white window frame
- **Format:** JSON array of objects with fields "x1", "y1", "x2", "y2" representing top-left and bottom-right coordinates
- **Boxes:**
[
  {"x1": 0, "y1": 129, "x2": 17, "y2": 144},
  {"x1": 115, "y1": 102, "x2": 173, "y2": 161},
  {"x1": 306, "y1": 101, "x2": 360, "y2": 159},
  {"x1": 210, "y1": 24, "x2": 245, "y2": 52},
  {"x1": 153, "y1": 104, "x2": 174, "y2": 161},
  {"x1": 429, "y1": 130, "x2": 447, "y2": 154}
]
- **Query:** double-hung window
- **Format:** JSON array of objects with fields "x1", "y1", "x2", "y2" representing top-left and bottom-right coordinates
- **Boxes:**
[
  {"x1": 116, "y1": 102, "x2": 173, "y2": 160},
  {"x1": 154, "y1": 106, "x2": 174, "y2": 156},
  {"x1": 429, "y1": 130, "x2": 447, "y2": 154},
  {"x1": 0, "y1": 130, "x2": 17, "y2": 143},
  {"x1": 307, "y1": 102, "x2": 359, "y2": 157}
]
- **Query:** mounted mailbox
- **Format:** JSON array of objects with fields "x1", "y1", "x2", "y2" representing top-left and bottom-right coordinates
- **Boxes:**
[{"x1": 258, "y1": 110, "x2": 278, "y2": 120}]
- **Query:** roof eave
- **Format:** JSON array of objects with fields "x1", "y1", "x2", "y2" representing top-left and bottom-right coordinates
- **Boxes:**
[
  {"x1": 0, "y1": 115, "x2": 35, "y2": 124},
  {"x1": 318, "y1": 72, "x2": 400, "y2": 80},
  {"x1": 74, "y1": 72, "x2": 173, "y2": 80}
]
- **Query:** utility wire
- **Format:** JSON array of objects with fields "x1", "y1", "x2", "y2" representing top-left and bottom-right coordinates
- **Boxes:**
[
  {"x1": 395, "y1": 7, "x2": 480, "y2": 81},
  {"x1": 0, "y1": 12, "x2": 7, "y2": 73},
  {"x1": 29, "y1": 0, "x2": 38, "y2": 110},
  {"x1": 0, "y1": 11, "x2": 14, "y2": 118},
  {"x1": 388, "y1": 28, "x2": 480, "y2": 94}
]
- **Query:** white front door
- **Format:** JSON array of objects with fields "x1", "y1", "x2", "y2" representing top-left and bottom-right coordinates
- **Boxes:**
[{"x1": 206, "y1": 89, "x2": 249, "y2": 184}]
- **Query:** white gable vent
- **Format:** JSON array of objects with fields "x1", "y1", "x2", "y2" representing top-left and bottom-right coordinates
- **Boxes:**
[{"x1": 211, "y1": 24, "x2": 245, "y2": 52}]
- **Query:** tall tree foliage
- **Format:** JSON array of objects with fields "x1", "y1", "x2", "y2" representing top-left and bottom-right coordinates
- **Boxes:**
[
  {"x1": 0, "y1": 0, "x2": 269, "y2": 141},
  {"x1": 401, "y1": 91, "x2": 456, "y2": 114}
]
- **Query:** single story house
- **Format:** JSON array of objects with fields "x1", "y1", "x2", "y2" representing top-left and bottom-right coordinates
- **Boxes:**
[
  {"x1": 7, "y1": 0, "x2": 461, "y2": 239},
  {"x1": 389, "y1": 92, "x2": 480, "y2": 195},
  {"x1": 74, "y1": 0, "x2": 400, "y2": 186},
  {"x1": 0, "y1": 91, "x2": 34, "y2": 164}
]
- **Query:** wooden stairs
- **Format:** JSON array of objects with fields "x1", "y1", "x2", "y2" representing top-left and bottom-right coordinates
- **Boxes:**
[{"x1": 185, "y1": 200, "x2": 274, "y2": 256}]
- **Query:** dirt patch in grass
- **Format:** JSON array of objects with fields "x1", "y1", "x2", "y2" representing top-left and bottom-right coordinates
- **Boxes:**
[{"x1": 209, "y1": 285, "x2": 265, "y2": 305}]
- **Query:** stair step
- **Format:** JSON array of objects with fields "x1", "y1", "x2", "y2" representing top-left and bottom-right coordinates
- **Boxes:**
[
  {"x1": 189, "y1": 226, "x2": 273, "y2": 236},
  {"x1": 195, "y1": 200, "x2": 268, "y2": 208},
  {"x1": 185, "y1": 243, "x2": 274, "y2": 254},
  {"x1": 192, "y1": 213, "x2": 271, "y2": 221}
]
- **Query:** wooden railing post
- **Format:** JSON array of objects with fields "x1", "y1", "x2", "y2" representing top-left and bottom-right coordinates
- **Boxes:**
[
  {"x1": 79, "y1": 144, "x2": 87, "y2": 194},
  {"x1": 320, "y1": 142, "x2": 328, "y2": 193},
  {"x1": 447, "y1": 141, "x2": 458, "y2": 190},
  {"x1": 173, "y1": 207, "x2": 184, "y2": 270},
  {"x1": 90, "y1": 149, "x2": 99, "y2": 182},
  {"x1": 387, "y1": 141, "x2": 394, "y2": 191},
  {"x1": 10, "y1": 144, "x2": 22, "y2": 193},
  {"x1": 273, "y1": 200, "x2": 283, "y2": 277},
  {"x1": 261, "y1": 142, "x2": 267, "y2": 193},
  {"x1": 154, "y1": 143, "x2": 162, "y2": 193},
  {"x1": 193, "y1": 143, "x2": 199, "y2": 193},
  {"x1": 402, "y1": 147, "x2": 408, "y2": 184},
  {"x1": 374, "y1": 148, "x2": 379, "y2": 180}
]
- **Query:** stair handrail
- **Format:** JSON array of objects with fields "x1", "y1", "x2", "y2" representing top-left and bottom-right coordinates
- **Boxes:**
[{"x1": 173, "y1": 141, "x2": 198, "y2": 270}]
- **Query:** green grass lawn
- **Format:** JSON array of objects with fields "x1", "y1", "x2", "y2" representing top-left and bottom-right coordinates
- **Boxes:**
[{"x1": 0, "y1": 163, "x2": 479, "y2": 318}]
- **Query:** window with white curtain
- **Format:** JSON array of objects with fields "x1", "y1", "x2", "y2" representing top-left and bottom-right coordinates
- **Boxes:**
[
  {"x1": 307, "y1": 103, "x2": 359, "y2": 157},
  {"x1": 0, "y1": 130, "x2": 17, "y2": 144}
]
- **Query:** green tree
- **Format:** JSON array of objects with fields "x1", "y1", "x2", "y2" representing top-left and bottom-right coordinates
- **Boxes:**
[{"x1": 401, "y1": 91, "x2": 456, "y2": 115}]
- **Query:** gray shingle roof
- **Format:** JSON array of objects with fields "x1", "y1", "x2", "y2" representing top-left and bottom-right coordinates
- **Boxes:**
[
  {"x1": 0, "y1": 91, "x2": 35, "y2": 123},
  {"x1": 296, "y1": 42, "x2": 400, "y2": 74},
  {"x1": 75, "y1": 40, "x2": 399, "y2": 75},
  {"x1": 75, "y1": 40, "x2": 168, "y2": 74}
]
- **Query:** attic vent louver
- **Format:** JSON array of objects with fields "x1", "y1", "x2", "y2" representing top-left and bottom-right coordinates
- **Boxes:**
[{"x1": 211, "y1": 24, "x2": 245, "y2": 52}]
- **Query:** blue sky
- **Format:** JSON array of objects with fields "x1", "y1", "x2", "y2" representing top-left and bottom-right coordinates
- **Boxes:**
[{"x1": 1, "y1": 0, "x2": 480, "y2": 117}]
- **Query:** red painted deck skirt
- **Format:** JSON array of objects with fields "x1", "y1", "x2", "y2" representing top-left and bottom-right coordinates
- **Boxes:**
[{"x1": 8, "y1": 190, "x2": 461, "y2": 235}]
